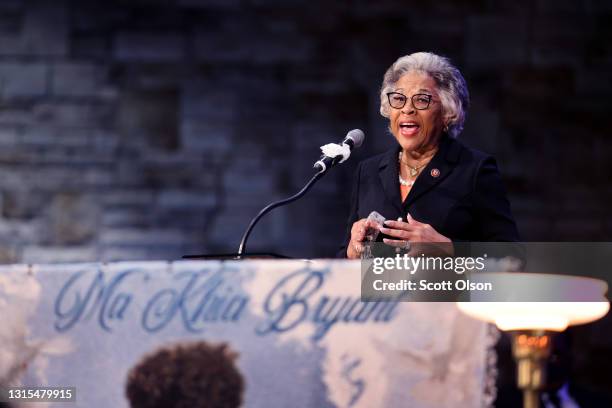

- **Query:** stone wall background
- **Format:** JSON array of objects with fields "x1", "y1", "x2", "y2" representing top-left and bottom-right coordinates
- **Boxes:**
[
  {"x1": 0, "y1": 0, "x2": 611, "y2": 402},
  {"x1": 0, "y1": 0, "x2": 610, "y2": 263}
]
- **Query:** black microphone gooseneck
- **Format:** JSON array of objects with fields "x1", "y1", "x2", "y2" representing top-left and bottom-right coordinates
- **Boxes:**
[
  {"x1": 237, "y1": 129, "x2": 365, "y2": 258},
  {"x1": 237, "y1": 172, "x2": 323, "y2": 258}
]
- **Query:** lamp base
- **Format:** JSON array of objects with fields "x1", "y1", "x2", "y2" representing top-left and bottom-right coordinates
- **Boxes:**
[{"x1": 511, "y1": 330, "x2": 554, "y2": 408}]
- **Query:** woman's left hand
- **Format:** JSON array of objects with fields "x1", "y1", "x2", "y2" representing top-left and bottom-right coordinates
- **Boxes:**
[{"x1": 379, "y1": 213, "x2": 454, "y2": 256}]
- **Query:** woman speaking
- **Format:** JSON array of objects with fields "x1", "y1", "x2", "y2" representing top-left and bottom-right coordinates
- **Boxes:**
[{"x1": 342, "y1": 52, "x2": 520, "y2": 259}]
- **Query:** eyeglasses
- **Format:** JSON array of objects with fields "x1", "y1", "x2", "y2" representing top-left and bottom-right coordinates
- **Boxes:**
[{"x1": 386, "y1": 92, "x2": 434, "y2": 110}]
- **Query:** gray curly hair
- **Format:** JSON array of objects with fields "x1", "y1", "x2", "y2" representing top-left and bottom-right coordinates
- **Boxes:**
[{"x1": 379, "y1": 52, "x2": 469, "y2": 138}]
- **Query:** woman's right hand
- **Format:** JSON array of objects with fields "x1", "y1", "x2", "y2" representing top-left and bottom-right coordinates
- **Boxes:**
[{"x1": 347, "y1": 218, "x2": 379, "y2": 259}]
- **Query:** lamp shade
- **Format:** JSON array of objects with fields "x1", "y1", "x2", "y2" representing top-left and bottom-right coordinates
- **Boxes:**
[{"x1": 457, "y1": 273, "x2": 609, "y2": 331}]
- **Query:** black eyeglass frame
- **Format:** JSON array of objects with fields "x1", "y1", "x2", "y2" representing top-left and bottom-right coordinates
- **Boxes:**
[{"x1": 386, "y1": 92, "x2": 434, "y2": 110}]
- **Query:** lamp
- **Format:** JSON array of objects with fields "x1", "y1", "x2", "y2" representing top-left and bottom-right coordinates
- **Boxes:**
[{"x1": 457, "y1": 273, "x2": 609, "y2": 408}]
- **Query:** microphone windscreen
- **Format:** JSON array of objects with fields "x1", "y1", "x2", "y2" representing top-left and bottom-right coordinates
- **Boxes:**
[{"x1": 346, "y1": 129, "x2": 365, "y2": 147}]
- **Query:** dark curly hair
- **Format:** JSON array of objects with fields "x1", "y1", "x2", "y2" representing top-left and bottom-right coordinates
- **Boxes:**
[{"x1": 125, "y1": 342, "x2": 244, "y2": 408}]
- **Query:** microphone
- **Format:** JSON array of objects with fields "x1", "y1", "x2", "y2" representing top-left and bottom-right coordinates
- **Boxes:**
[
  {"x1": 236, "y1": 128, "x2": 364, "y2": 257},
  {"x1": 314, "y1": 129, "x2": 365, "y2": 174}
]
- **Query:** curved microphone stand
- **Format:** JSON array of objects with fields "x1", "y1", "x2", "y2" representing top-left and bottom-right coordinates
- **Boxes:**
[{"x1": 237, "y1": 171, "x2": 324, "y2": 258}]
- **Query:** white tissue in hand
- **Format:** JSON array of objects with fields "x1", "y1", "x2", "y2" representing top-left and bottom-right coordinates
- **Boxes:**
[{"x1": 320, "y1": 143, "x2": 351, "y2": 163}]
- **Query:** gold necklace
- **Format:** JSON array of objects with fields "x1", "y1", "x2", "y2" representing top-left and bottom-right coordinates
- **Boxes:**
[{"x1": 398, "y1": 152, "x2": 427, "y2": 177}]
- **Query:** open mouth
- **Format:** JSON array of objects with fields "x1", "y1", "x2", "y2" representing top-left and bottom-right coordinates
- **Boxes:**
[{"x1": 399, "y1": 122, "x2": 420, "y2": 136}]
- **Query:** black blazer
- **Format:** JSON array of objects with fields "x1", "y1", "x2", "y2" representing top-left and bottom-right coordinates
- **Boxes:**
[{"x1": 339, "y1": 135, "x2": 520, "y2": 256}]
